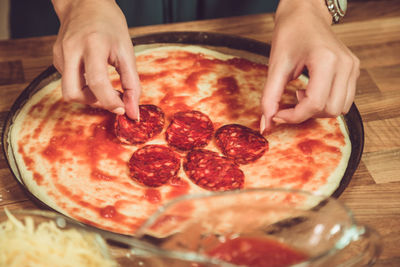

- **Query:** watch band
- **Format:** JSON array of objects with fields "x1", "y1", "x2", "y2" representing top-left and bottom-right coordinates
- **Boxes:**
[{"x1": 325, "y1": 0, "x2": 347, "y2": 24}]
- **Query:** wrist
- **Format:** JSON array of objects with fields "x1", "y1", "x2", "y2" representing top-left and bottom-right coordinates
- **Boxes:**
[
  {"x1": 52, "y1": 0, "x2": 115, "y2": 22},
  {"x1": 276, "y1": 0, "x2": 332, "y2": 26},
  {"x1": 51, "y1": 0, "x2": 79, "y2": 22}
]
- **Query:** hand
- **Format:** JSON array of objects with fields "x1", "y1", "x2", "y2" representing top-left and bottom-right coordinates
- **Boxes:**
[
  {"x1": 260, "y1": 0, "x2": 360, "y2": 133},
  {"x1": 52, "y1": 0, "x2": 141, "y2": 119}
]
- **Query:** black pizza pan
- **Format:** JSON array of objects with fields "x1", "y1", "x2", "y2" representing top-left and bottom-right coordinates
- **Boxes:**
[{"x1": 2, "y1": 31, "x2": 364, "y2": 213}]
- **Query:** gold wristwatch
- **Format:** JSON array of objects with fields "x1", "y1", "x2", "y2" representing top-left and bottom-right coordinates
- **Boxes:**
[{"x1": 325, "y1": 0, "x2": 347, "y2": 23}]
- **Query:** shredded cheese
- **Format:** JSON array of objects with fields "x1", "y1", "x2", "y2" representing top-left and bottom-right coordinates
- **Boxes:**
[{"x1": 0, "y1": 209, "x2": 118, "y2": 267}]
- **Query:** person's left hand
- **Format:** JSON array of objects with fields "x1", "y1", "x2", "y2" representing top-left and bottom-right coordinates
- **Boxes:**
[{"x1": 260, "y1": 0, "x2": 360, "y2": 133}]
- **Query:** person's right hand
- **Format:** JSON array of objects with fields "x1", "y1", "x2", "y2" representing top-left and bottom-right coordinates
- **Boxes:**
[{"x1": 52, "y1": 0, "x2": 141, "y2": 120}]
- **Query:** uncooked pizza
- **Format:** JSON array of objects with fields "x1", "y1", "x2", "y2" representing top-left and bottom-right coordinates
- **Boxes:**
[{"x1": 10, "y1": 45, "x2": 351, "y2": 234}]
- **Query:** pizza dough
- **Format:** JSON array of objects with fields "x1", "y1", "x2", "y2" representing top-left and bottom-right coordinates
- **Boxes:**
[{"x1": 9, "y1": 45, "x2": 351, "y2": 235}]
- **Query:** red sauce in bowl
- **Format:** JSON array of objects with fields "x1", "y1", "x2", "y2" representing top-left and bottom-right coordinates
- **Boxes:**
[{"x1": 207, "y1": 236, "x2": 308, "y2": 267}]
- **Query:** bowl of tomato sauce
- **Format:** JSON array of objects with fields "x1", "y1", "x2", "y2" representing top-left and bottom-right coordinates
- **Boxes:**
[{"x1": 128, "y1": 188, "x2": 381, "y2": 267}]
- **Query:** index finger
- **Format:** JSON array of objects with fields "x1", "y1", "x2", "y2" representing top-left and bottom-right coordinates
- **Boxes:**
[{"x1": 260, "y1": 63, "x2": 291, "y2": 133}]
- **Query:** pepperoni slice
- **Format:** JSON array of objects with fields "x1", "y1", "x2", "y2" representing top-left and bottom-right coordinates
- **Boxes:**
[
  {"x1": 129, "y1": 145, "x2": 181, "y2": 187},
  {"x1": 215, "y1": 124, "x2": 268, "y2": 164},
  {"x1": 166, "y1": 110, "x2": 214, "y2": 151},
  {"x1": 184, "y1": 149, "x2": 244, "y2": 191},
  {"x1": 115, "y1": 105, "x2": 165, "y2": 145}
]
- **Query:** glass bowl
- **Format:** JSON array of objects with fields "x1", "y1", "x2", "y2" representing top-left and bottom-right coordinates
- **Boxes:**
[{"x1": 130, "y1": 188, "x2": 382, "y2": 267}]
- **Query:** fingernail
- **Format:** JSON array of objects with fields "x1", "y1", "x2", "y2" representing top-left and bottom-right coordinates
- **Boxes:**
[
  {"x1": 272, "y1": 117, "x2": 286, "y2": 124},
  {"x1": 136, "y1": 106, "x2": 140, "y2": 122},
  {"x1": 296, "y1": 89, "x2": 306, "y2": 102},
  {"x1": 259, "y1": 115, "x2": 266, "y2": 134},
  {"x1": 112, "y1": 107, "x2": 125, "y2": 115}
]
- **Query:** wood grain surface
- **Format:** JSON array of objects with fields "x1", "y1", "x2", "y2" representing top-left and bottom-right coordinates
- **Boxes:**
[{"x1": 1, "y1": 0, "x2": 399, "y2": 265}]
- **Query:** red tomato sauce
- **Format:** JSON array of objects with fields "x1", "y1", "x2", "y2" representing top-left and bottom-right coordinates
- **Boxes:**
[
  {"x1": 134, "y1": 50, "x2": 268, "y2": 122},
  {"x1": 207, "y1": 236, "x2": 308, "y2": 267},
  {"x1": 143, "y1": 188, "x2": 162, "y2": 204},
  {"x1": 166, "y1": 177, "x2": 190, "y2": 199}
]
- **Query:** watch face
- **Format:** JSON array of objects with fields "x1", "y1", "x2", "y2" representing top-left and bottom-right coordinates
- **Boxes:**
[{"x1": 338, "y1": 0, "x2": 347, "y2": 14}]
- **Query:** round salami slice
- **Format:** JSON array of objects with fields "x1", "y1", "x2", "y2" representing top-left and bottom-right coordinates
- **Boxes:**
[
  {"x1": 184, "y1": 149, "x2": 244, "y2": 191},
  {"x1": 215, "y1": 124, "x2": 268, "y2": 164},
  {"x1": 115, "y1": 105, "x2": 165, "y2": 145},
  {"x1": 129, "y1": 145, "x2": 181, "y2": 187},
  {"x1": 166, "y1": 110, "x2": 214, "y2": 151}
]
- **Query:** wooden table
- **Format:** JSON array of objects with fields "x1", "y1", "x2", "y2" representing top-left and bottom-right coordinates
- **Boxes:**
[{"x1": 0, "y1": 0, "x2": 399, "y2": 265}]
